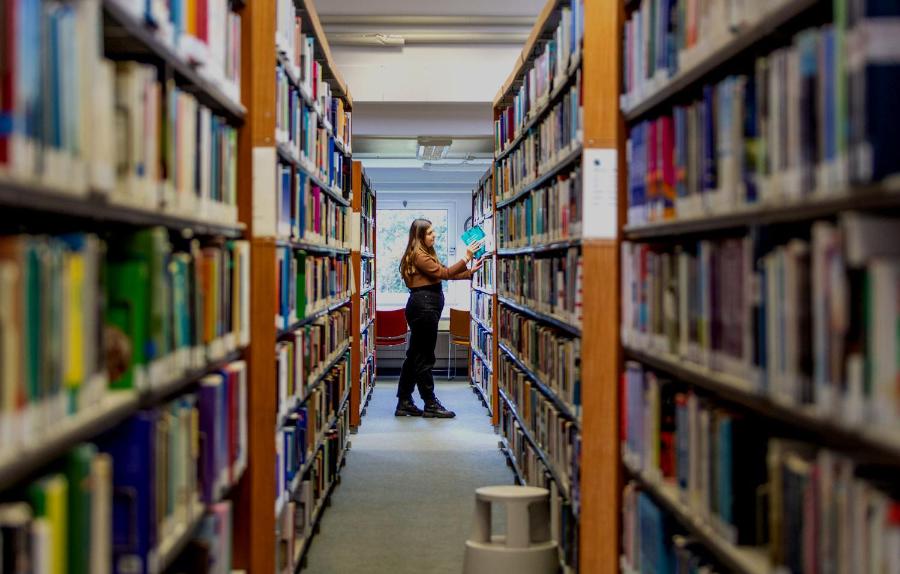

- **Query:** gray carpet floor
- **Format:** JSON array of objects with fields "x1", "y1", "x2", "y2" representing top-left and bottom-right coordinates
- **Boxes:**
[{"x1": 302, "y1": 380, "x2": 514, "y2": 573}]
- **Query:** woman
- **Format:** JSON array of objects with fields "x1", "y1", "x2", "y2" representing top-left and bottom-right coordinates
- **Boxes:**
[{"x1": 395, "y1": 218, "x2": 483, "y2": 418}]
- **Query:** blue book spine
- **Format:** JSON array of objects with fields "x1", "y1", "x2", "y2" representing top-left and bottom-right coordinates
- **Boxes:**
[
  {"x1": 284, "y1": 427, "x2": 296, "y2": 482},
  {"x1": 823, "y1": 27, "x2": 837, "y2": 169},
  {"x1": 297, "y1": 409, "x2": 308, "y2": 464},
  {"x1": 217, "y1": 378, "x2": 228, "y2": 489},
  {"x1": 675, "y1": 398, "x2": 688, "y2": 491},
  {"x1": 198, "y1": 380, "x2": 218, "y2": 504},
  {"x1": 701, "y1": 85, "x2": 716, "y2": 196},
  {"x1": 98, "y1": 411, "x2": 158, "y2": 574}
]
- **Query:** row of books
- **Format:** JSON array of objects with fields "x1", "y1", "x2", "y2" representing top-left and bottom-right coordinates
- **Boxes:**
[
  {"x1": 498, "y1": 356, "x2": 579, "y2": 504},
  {"x1": 621, "y1": 484, "x2": 724, "y2": 574},
  {"x1": 495, "y1": 71, "x2": 582, "y2": 201},
  {"x1": 0, "y1": 231, "x2": 249, "y2": 451},
  {"x1": 497, "y1": 167, "x2": 583, "y2": 249},
  {"x1": 0, "y1": 360, "x2": 247, "y2": 574},
  {"x1": 622, "y1": 361, "x2": 900, "y2": 573},
  {"x1": 472, "y1": 290, "x2": 494, "y2": 327},
  {"x1": 358, "y1": 356, "x2": 375, "y2": 417},
  {"x1": 498, "y1": 404, "x2": 579, "y2": 570},
  {"x1": 275, "y1": 248, "x2": 351, "y2": 330},
  {"x1": 473, "y1": 257, "x2": 496, "y2": 292},
  {"x1": 472, "y1": 353, "x2": 491, "y2": 406},
  {"x1": 625, "y1": 7, "x2": 900, "y2": 226},
  {"x1": 360, "y1": 288, "x2": 376, "y2": 331},
  {"x1": 275, "y1": 10, "x2": 351, "y2": 149},
  {"x1": 493, "y1": 0, "x2": 584, "y2": 154},
  {"x1": 115, "y1": 62, "x2": 240, "y2": 221},
  {"x1": 359, "y1": 326, "x2": 375, "y2": 369},
  {"x1": 361, "y1": 185, "x2": 375, "y2": 221},
  {"x1": 471, "y1": 323, "x2": 494, "y2": 371},
  {"x1": 113, "y1": 62, "x2": 239, "y2": 221},
  {"x1": 360, "y1": 183, "x2": 375, "y2": 254},
  {"x1": 622, "y1": 361, "x2": 766, "y2": 546},
  {"x1": 277, "y1": 354, "x2": 349, "y2": 504},
  {"x1": 112, "y1": 0, "x2": 242, "y2": 101},
  {"x1": 170, "y1": 501, "x2": 235, "y2": 574},
  {"x1": 620, "y1": 212, "x2": 900, "y2": 433},
  {"x1": 498, "y1": 308, "x2": 580, "y2": 417},
  {"x1": 498, "y1": 249, "x2": 583, "y2": 328},
  {"x1": 277, "y1": 307, "x2": 350, "y2": 418},
  {"x1": 276, "y1": 64, "x2": 346, "y2": 194},
  {"x1": 278, "y1": 411, "x2": 350, "y2": 574},
  {"x1": 474, "y1": 177, "x2": 493, "y2": 222},
  {"x1": 361, "y1": 257, "x2": 374, "y2": 292},
  {"x1": 621, "y1": 0, "x2": 755, "y2": 107},
  {"x1": 622, "y1": 0, "x2": 799, "y2": 110},
  {"x1": 3, "y1": 49, "x2": 240, "y2": 225},
  {"x1": 361, "y1": 212, "x2": 375, "y2": 254},
  {"x1": 277, "y1": 165, "x2": 351, "y2": 247}
]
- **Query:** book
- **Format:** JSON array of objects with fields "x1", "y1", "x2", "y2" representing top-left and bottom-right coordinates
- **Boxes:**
[
  {"x1": 461, "y1": 225, "x2": 487, "y2": 259},
  {"x1": 27, "y1": 474, "x2": 68, "y2": 574}
]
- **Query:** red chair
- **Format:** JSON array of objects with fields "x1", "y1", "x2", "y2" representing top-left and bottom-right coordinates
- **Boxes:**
[{"x1": 376, "y1": 308, "x2": 409, "y2": 350}]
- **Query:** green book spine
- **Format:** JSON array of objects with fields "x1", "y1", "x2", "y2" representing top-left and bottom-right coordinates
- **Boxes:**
[
  {"x1": 296, "y1": 251, "x2": 307, "y2": 320},
  {"x1": 66, "y1": 444, "x2": 96, "y2": 574},
  {"x1": 106, "y1": 260, "x2": 149, "y2": 389}
]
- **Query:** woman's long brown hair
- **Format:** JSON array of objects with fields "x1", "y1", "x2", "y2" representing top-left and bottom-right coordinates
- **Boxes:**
[{"x1": 399, "y1": 218, "x2": 435, "y2": 284}]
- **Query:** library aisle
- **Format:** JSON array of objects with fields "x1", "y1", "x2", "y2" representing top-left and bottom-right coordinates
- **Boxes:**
[{"x1": 304, "y1": 381, "x2": 513, "y2": 574}]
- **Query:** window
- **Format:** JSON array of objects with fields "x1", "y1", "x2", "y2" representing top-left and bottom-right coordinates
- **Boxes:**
[
  {"x1": 378, "y1": 208, "x2": 449, "y2": 301},
  {"x1": 377, "y1": 198, "x2": 470, "y2": 314}
]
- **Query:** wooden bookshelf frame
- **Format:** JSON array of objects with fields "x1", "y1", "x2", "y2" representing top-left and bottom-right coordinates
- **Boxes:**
[
  {"x1": 233, "y1": 0, "x2": 354, "y2": 569},
  {"x1": 490, "y1": 1, "x2": 623, "y2": 571},
  {"x1": 351, "y1": 161, "x2": 377, "y2": 429},
  {"x1": 615, "y1": 0, "x2": 900, "y2": 572},
  {"x1": 0, "y1": 0, "x2": 253, "y2": 568},
  {"x1": 471, "y1": 168, "x2": 500, "y2": 423}
]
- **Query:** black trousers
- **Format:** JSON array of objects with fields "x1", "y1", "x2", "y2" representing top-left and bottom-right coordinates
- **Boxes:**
[{"x1": 397, "y1": 284, "x2": 444, "y2": 401}]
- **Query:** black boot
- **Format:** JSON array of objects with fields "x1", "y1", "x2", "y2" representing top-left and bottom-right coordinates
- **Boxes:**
[
  {"x1": 395, "y1": 397, "x2": 423, "y2": 417},
  {"x1": 423, "y1": 398, "x2": 456, "y2": 419}
]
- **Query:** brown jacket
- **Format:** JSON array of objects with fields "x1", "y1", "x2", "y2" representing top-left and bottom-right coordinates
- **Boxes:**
[{"x1": 404, "y1": 248, "x2": 473, "y2": 289}]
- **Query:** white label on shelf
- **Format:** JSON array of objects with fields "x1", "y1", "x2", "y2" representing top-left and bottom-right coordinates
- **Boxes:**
[
  {"x1": 582, "y1": 148, "x2": 618, "y2": 239},
  {"x1": 351, "y1": 212, "x2": 362, "y2": 250}
]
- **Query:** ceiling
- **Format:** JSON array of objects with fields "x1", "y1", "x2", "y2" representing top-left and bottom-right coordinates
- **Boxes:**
[
  {"x1": 315, "y1": 0, "x2": 546, "y2": 17},
  {"x1": 315, "y1": 0, "x2": 543, "y2": 194}
]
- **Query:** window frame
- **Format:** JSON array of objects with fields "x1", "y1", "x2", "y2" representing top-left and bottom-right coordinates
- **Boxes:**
[{"x1": 376, "y1": 198, "x2": 468, "y2": 315}]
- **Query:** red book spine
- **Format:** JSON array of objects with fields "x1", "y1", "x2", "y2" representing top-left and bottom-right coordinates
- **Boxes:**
[{"x1": 0, "y1": 0, "x2": 17, "y2": 165}]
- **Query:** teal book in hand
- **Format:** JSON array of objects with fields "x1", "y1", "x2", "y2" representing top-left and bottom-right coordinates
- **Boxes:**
[{"x1": 461, "y1": 226, "x2": 486, "y2": 258}]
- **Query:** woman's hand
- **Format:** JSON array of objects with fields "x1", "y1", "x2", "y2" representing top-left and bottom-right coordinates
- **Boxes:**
[
  {"x1": 470, "y1": 257, "x2": 485, "y2": 273},
  {"x1": 465, "y1": 240, "x2": 485, "y2": 262}
]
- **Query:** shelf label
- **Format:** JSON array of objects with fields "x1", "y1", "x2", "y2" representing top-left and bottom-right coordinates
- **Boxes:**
[
  {"x1": 351, "y1": 213, "x2": 361, "y2": 250},
  {"x1": 582, "y1": 148, "x2": 618, "y2": 240}
]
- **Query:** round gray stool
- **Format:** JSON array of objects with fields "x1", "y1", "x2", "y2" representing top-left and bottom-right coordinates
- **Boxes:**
[{"x1": 462, "y1": 485, "x2": 559, "y2": 574}]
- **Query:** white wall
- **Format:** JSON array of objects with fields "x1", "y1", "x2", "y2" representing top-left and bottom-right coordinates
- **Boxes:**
[
  {"x1": 332, "y1": 44, "x2": 521, "y2": 102},
  {"x1": 352, "y1": 102, "x2": 493, "y2": 137},
  {"x1": 316, "y1": 0, "x2": 545, "y2": 18}
]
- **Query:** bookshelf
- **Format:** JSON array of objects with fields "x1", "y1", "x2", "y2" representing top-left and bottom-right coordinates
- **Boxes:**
[
  {"x1": 618, "y1": 0, "x2": 900, "y2": 573},
  {"x1": 0, "y1": 0, "x2": 250, "y2": 569},
  {"x1": 351, "y1": 161, "x2": 378, "y2": 429},
  {"x1": 238, "y1": 0, "x2": 354, "y2": 569},
  {"x1": 471, "y1": 168, "x2": 499, "y2": 419},
  {"x1": 489, "y1": 0, "x2": 622, "y2": 571}
]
